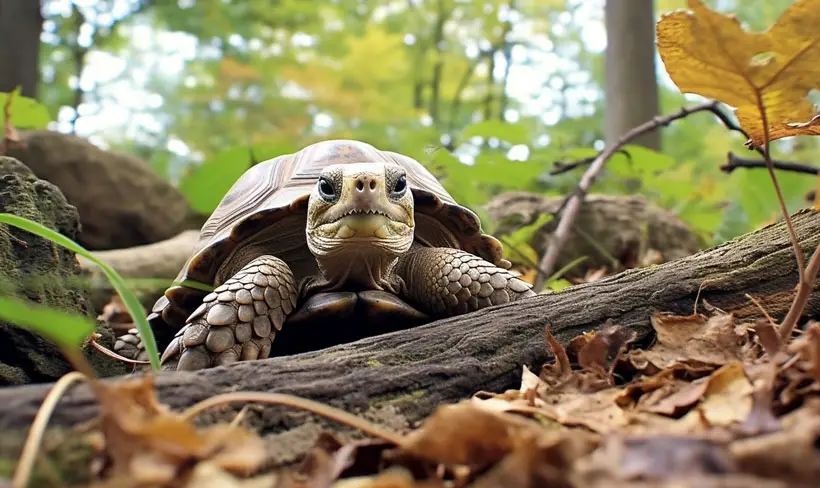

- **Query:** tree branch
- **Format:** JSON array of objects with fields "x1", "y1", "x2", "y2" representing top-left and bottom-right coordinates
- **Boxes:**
[
  {"x1": 534, "y1": 100, "x2": 746, "y2": 291},
  {"x1": 428, "y1": 0, "x2": 450, "y2": 124},
  {"x1": 498, "y1": 1, "x2": 515, "y2": 121},
  {"x1": 720, "y1": 152, "x2": 819, "y2": 176},
  {"x1": 447, "y1": 51, "x2": 490, "y2": 130},
  {"x1": 482, "y1": 51, "x2": 496, "y2": 120},
  {"x1": 548, "y1": 100, "x2": 763, "y2": 176}
]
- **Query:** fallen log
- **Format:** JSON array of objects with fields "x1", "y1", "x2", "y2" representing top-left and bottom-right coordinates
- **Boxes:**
[
  {"x1": 76, "y1": 230, "x2": 200, "y2": 310},
  {"x1": 76, "y1": 230, "x2": 199, "y2": 282},
  {"x1": 1, "y1": 209, "x2": 819, "y2": 468}
]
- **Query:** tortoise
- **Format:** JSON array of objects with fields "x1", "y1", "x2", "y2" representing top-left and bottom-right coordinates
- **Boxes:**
[{"x1": 115, "y1": 139, "x2": 536, "y2": 371}]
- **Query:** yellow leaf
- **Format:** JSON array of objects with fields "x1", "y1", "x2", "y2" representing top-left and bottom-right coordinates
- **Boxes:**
[{"x1": 656, "y1": 0, "x2": 820, "y2": 147}]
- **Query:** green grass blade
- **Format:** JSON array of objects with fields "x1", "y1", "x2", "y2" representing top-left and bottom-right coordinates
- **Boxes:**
[
  {"x1": 546, "y1": 255, "x2": 589, "y2": 285},
  {"x1": 0, "y1": 213, "x2": 161, "y2": 370},
  {"x1": 0, "y1": 295, "x2": 95, "y2": 346}
]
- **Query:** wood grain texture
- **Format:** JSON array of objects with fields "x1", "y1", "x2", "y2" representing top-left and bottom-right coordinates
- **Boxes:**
[{"x1": 0, "y1": 209, "x2": 818, "y2": 467}]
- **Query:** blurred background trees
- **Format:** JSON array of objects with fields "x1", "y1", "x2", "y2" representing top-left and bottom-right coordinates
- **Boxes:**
[{"x1": 0, "y1": 0, "x2": 815, "y2": 244}]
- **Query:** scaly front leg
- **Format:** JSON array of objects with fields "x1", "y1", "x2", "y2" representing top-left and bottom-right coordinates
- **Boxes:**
[
  {"x1": 395, "y1": 247, "x2": 536, "y2": 316},
  {"x1": 160, "y1": 255, "x2": 298, "y2": 371}
]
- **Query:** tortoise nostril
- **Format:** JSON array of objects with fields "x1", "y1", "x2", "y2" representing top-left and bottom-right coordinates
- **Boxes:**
[
  {"x1": 369, "y1": 179, "x2": 376, "y2": 190},
  {"x1": 356, "y1": 180, "x2": 365, "y2": 192}
]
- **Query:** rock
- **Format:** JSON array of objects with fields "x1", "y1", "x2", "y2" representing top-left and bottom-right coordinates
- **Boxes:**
[
  {"x1": 0, "y1": 156, "x2": 128, "y2": 385},
  {"x1": 486, "y1": 193, "x2": 703, "y2": 277},
  {"x1": 4, "y1": 130, "x2": 202, "y2": 250}
]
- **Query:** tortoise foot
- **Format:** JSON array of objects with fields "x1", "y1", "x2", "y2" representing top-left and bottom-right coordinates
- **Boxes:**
[
  {"x1": 113, "y1": 327, "x2": 151, "y2": 363},
  {"x1": 161, "y1": 255, "x2": 298, "y2": 371},
  {"x1": 397, "y1": 247, "x2": 536, "y2": 316}
]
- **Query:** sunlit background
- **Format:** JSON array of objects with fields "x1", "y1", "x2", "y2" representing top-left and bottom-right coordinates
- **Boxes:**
[{"x1": 27, "y1": 0, "x2": 818, "y2": 244}]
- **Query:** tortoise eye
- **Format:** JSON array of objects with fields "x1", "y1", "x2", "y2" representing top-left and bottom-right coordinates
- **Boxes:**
[
  {"x1": 318, "y1": 177, "x2": 335, "y2": 200},
  {"x1": 393, "y1": 175, "x2": 407, "y2": 195}
]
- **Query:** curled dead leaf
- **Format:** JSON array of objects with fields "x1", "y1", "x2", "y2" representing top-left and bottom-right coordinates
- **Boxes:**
[
  {"x1": 91, "y1": 376, "x2": 268, "y2": 483},
  {"x1": 576, "y1": 325, "x2": 637, "y2": 381}
]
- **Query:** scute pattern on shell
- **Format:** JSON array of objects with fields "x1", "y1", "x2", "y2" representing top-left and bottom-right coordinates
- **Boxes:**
[{"x1": 158, "y1": 139, "x2": 506, "y2": 330}]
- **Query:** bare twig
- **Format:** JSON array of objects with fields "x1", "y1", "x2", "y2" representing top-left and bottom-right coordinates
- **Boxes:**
[
  {"x1": 182, "y1": 392, "x2": 406, "y2": 446},
  {"x1": 550, "y1": 149, "x2": 631, "y2": 175},
  {"x1": 88, "y1": 333, "x2": 151, "y2": 365},
  {"x1": 720, "y1": 152, "x2": 819, "y2": 175},
  {"x1": 548, "y1": 100, "x2": 763, "y2": 178},
  {"x1": 12, "y1": 372, "x2": 88, "y2": 488},
  {"x1": 753, "y1": 92, "x2": 807, "y2": 338},
  {"x1": 534, "y1": 100, "x2": 734, "y2": 291},
  {"x1": 777, "y1": 242, "x2": 820, "y2": 339}
]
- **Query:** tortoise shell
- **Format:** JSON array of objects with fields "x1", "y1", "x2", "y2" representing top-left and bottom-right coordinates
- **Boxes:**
[{"x1": 150, "y1": 139, "x2": 507, "y2": 330}]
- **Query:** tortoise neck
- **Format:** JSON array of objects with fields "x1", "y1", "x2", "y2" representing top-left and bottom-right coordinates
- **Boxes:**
[{"x1": 311, "y1": 248, "x2": 402, "y2": 294}]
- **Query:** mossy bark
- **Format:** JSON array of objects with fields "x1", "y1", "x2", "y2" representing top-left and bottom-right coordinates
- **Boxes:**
[{"x1": 0, "y1": 156, "x2": 127, "y2": 386}]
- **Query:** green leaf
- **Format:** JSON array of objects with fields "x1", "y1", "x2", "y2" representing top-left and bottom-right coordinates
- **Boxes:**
[
  {"x1": 607, "y1": 144, "x2": 677, "y2": 180},
  {"x1": 547, "y1": 255, "x2": 588, "y2": 284},
  {"x1": 460, "y1": 120, "x2": 531, "y2": 145},
  {"x1": 507, "y1": 212, "x2": 553, "y2": 244},
  {"x1": 0, "y1": 88, "x2": 52, "y2": 129},
  {"x1": 179, "y1": 143, "x2": 292, "y2": 214},
  {"x1": 545, "y1": 278, "x2": 573, "y2": 292},
  {"x1": 0, "y1": 295, "x2": 95, "y2": 347},
  {"x1": 496, "y1": 213, "x2": 554, "y2": 266},
  {"x1": 0, "y1": 213, "x2": 161, "y2": 370},
  {"x1": 732, "y1": 167, "x2": 814, "y2": 230}
]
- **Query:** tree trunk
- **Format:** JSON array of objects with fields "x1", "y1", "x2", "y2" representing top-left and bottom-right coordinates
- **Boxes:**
[
  {"x1": 0, "y1": 209, "x2": 818, "y2": 467},
  {"x1": 0, "y1": 0, "x2": 43, "y2": 98},
  {"x1": 604, "y1": 0, "x2": 660, "y2": 151}
]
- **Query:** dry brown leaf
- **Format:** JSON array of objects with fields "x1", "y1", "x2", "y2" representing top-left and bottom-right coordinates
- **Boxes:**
[
  {"x1": 543, "y1": 329, "x2": 572, "y2": 382},
  {"x1": 657, "y1": 0, "x2": 820, "y2": 147},
  {"x1": 638, "y1": 376, "x2": 712, "y2": 417},
  {"x1": 730, "y1": 400, "x2": 820, "y2": 486},
  {"x1": 679, "y1": 362, "x2": 753, "y2": 430},
  {"x1": 90, "y1": 376, "x2": 267, "y2": 484},
  {"x1": 577, "y1": 325, "x2": 637, "y2": 381},
  {"x1": 751, "y1": 320, "x2": 783, "y2": 359},
  {"x1": 398, "y1": 402, "x2": 526, "y2": 469},
  {"x1": 583, "y1": 267, "x2": 609, "y2": 283},
  {"x1": 468, "y1": 433, "x2": 597, "y2": 488},
  {"x1": 635, "y1": 312, "x2": 753, "y2": 370}
]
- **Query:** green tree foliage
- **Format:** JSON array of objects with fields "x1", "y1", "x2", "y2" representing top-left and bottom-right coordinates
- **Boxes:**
[{"x1": 35, "y1": 0, "x2": 820, "y2": 245}]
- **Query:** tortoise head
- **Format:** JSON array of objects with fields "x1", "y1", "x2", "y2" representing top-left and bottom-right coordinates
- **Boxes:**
[{"x1": 305, "y1": 162, "x2": 415, "y2": 264}]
